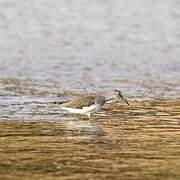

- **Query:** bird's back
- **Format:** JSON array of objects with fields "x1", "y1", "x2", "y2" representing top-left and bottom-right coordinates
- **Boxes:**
[{"x1": 61, "y1": 95, "x2": 105, "y2": 109}]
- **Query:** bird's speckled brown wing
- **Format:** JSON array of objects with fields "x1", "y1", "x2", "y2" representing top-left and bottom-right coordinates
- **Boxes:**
[{"x1": 60, "y1": 96, "x2": 98, "y2": 109}]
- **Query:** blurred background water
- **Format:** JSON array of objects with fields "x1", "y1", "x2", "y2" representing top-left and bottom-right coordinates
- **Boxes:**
[
  {"x1": 0, "y1": 0, "x2": 180, "y2": 179},
  {"x1": 0, "y1": 0, "x2": 179, "y2": 98}
]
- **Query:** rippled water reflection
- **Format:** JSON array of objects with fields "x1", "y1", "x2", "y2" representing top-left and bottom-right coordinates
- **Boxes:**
[
  {"x1": 0, "y1": 0, "x2": 180, "y2": 179},
  {"x1": 0, "y1": 98, "x2": 180, "y2": 179}
]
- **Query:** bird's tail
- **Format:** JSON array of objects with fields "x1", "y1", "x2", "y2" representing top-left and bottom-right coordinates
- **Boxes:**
[{"x1": 49, "y1": 102, "x2": 64, "y2": 105}]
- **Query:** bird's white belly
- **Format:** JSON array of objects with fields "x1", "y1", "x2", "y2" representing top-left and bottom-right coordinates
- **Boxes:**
[{"x1": 61, "y1": 104, "x2": 101, "y2": 115}]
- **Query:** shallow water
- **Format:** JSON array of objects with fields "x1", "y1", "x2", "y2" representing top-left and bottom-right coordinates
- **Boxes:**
[
  {"x1": 0, "y1": 0, "x2": 180, "y2": 179},
  {"x1": 0, "y1": 99, "x2": 180, "y2": 179}
]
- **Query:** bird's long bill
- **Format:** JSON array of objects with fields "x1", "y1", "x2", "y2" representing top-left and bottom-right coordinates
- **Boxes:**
[{"x1": 119, "y1": 94, "x2": 130, "y2": 105}]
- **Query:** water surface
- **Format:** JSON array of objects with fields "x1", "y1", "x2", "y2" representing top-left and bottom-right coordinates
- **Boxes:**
[{"x1": 0, "y1": 0, "x2": 180, "y2": 179}]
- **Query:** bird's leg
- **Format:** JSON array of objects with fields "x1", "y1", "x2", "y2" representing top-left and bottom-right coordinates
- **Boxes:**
[{"x1": 87, "y1": 113, "x2": 91, "y2": 120}]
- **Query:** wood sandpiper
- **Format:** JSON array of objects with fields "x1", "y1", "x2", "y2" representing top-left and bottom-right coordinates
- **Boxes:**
[{"x1": 59, "y1": 90, "x2": 129, "y2": 119}]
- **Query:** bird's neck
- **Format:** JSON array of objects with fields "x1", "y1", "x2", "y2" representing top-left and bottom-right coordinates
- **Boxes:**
[{"x1": 104, "y1": 94, "x2": 113, "y2": 102}]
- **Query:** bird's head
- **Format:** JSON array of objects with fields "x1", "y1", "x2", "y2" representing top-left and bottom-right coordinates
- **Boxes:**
[{"x1": 108, "y1": 90, "x2": 129, "y2": 105}]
